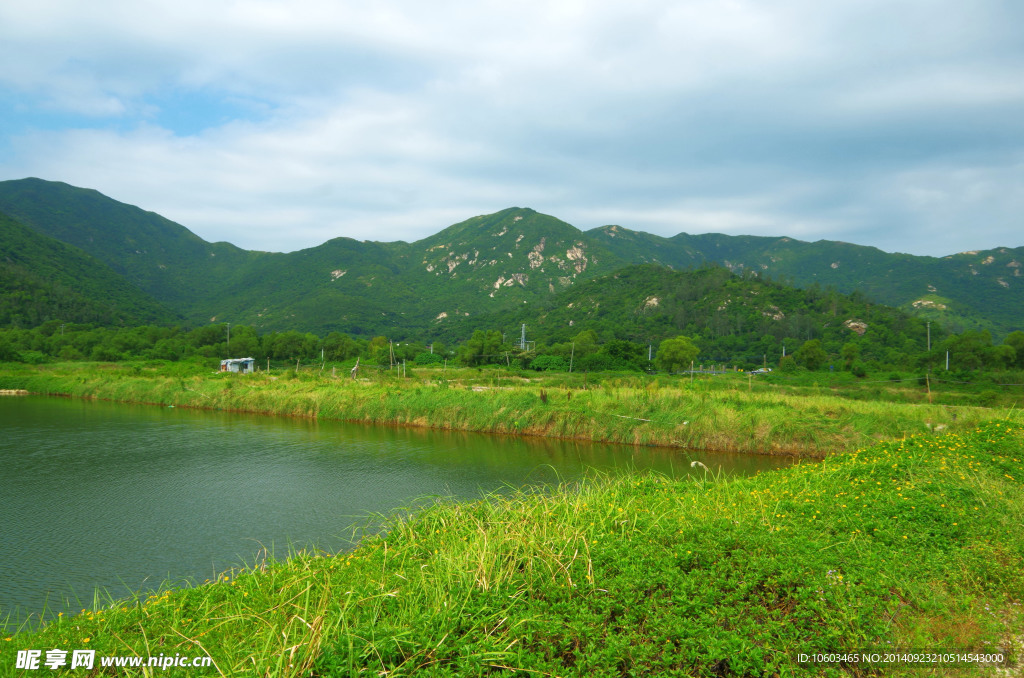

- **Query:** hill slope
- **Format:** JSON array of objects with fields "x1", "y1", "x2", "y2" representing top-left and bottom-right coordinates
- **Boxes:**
[
  {"x1": 0, "y1": 178, "x2": 1020, "y2": 338},
  {"x1": 0, "y1": 210, "x2": 179, "y2": 327},
  {"x1": 588, "y1": 226, "x2": 1024, "y2": 336},
  {"x1": 0, "y1": 178, "x2": 259, "y2": 312},
  {"x1": 446, "y1": 263, "x2": 938, "y2": 365}
]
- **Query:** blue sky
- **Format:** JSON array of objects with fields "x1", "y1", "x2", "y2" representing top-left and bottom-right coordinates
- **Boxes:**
[{"x1": 1, "y1": 0, "x2": 1022, "y2": 256}]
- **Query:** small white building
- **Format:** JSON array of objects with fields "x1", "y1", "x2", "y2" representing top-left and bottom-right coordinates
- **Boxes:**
[{"x1": 220, "y1": 358, "x2": 255, "y2": 373}]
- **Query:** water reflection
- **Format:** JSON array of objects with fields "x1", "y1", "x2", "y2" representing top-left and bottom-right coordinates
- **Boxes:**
[{"x1": 1, "y1": 396, "x2": 791, "y2": 625}]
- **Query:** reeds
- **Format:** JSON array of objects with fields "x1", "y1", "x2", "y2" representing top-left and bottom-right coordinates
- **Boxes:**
[
  {"x1": 3, "y1": 362, "x2": 1021, "y2": 457},
  {"x1": 6, "y1": 422, "x2": 1023, "y2": 675}
]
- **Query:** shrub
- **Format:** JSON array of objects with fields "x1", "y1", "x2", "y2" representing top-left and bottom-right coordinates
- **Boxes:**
[
  {"x1": 414, "y1": 352, "x2": 443, "y2": 366},
  {"x1": 90, "y1": 344, "x2": 123, "y2": 362},
  {"x1": 531, "y1": 355, "x2": 568, "y2": 372},
  {"x1": 978, "y1": 390, "x2": 1000, "y2": 407},
  {"x1": 17, "y1": 350, "x2": 50, "y2": 365}
]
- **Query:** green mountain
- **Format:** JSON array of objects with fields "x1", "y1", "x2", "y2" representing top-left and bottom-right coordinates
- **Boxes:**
[
  {"x1": 0, "y1": 178, "x2": 1020, "y2": 339},
  {"x1": 586, "y1": 226, "x2": 1024, "y2": 336},
  {"x1": 0, "y1": 178, "x2": 259, "y2": 312},
  {"x1": 193, "y1": 208, "x2": 627, "y2": 335},
  {"x1": 456, "y1": 263, "x2": 939, "y2": 365},
  {"x1": 0, "y1": 210, "x2": 179, "y2": 327}
]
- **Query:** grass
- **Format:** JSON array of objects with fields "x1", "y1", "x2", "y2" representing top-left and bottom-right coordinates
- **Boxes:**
[
  {"x1": 3, "y1": 421, "x2": 1022, "y2": 676},
  {"x1": 1, "y1": 361, "x2": 1022, "y2": 458}
]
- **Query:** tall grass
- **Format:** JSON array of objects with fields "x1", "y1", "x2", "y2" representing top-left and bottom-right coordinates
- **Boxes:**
[
  {"x1": 5, "y1": 422, "x2": 1022, "y2": 676},
  {"x1": 1, "y1": 362, "x2": 1020, "y2": 457}
]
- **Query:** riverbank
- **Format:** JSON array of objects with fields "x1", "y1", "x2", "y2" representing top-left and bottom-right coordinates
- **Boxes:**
[
  {"x1": 1, "y1": 362, "x2": 1022, "y2": 457},
  {"x1": 4, "y1": 421, "x2": 1022, "y2": 676}
]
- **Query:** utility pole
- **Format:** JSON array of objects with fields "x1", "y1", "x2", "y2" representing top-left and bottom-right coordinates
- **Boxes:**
[
  {"x1": 927, "y1": 322, "x2": 931, "y2": 352},
  {"x1": 226, "y1": 323, "x2": 231, "y2": 353},
  {"x1": 520, "y1": 323, "x2": 527, "y2": 351}
]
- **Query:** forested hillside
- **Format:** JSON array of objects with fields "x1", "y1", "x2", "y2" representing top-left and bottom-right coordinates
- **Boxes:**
[
  {"x1": 445, "y1": 264, "x2": 947, "y2": 370},
  {"x1": 0, "y1": 178, "x2": 1021, "y2": 340},
  {"x1": 0, "y1": 178, "x2": 260, "y2": 312},
  {"x1": 0, "y1": 211, "x2": 179, "y2": 328},
  {"x1": 586, "y1": 225, "x2": 1024, "y2": 336}
]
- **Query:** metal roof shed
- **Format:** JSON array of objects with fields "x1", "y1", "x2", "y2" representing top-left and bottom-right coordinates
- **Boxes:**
[{"x1": 220, "y1": 358, "x2": 255, "y2": 373}]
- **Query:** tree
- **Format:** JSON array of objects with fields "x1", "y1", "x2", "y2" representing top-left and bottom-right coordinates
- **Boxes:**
[
  {"x1": 940, "y1": 330, "x2": 995, "y2": 370},
  {"x1": 990, "y1": 344, "x2": 1015, "y2": 368},
  {"x1": 600, "y1": 339, "x2": 645, "y2": 370},
  {"x1": 365, "y1": 336, "x2": 390, "y2": 365},
  {"x1": 324, "y1": 332, "x2": 358, "y2": 361},
  {"x1": 458, "y1": 330, "x2": 505, "y2": 366},
  {"x1": 267, "y1": 331, "x2": 308, "y2": 360},
  {"x1": 414, "y1": 352, "x2": 443, "y2": 365},
  {"x1": 226, "y1": 325, "x2": 260, "y2": 357},
  {"x1": 545, "y1": 330, "x2": 599, "y2": 361},
  {"x1": 1004, "y1": 331, "x2": 1024, "y2": 369},
  {"x1": 655, "y1": 335, "x2": 699, "y2": 373},
  {"x1": 186, "y1": 324, "x2": 227, "y2": 351},
  {"x1": 840, "y1": 342, "x2": 860, "y2": 371},
  {"x1": 795, "y1": 339, "x2": 827, "y2": 371},
  {"x1": 530, "y1": 355, "x2": 568, "y2": 371},
  {"x1": 0, "y1": 334, "x2": 16, "y2": 361}
]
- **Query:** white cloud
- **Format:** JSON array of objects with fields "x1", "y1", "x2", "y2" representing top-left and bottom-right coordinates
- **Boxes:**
[{"x1": 1, "y1": 0, "x2": 1023, "y2": 256}]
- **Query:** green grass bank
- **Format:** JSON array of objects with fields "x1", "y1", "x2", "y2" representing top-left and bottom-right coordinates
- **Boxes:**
[
  {"x1": 3, "y1": 422, "x2": 1022, "y2": 676},
  {"x1": 1, "y1": 362, "x2": 1022, "y2": 457}
]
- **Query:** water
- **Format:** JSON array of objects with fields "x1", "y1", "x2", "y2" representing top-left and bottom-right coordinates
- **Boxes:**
[{"x1": 0, "y1": 396, "x2": 791, "y2": 625}]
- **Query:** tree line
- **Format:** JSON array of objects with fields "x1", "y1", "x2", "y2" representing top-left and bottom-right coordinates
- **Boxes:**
[{"x1": 2, "y1": 319, "x2": 1023, "y2": 375}]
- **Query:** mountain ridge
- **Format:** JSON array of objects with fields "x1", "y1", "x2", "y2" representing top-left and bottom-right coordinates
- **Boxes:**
[
  {"x1": 0, "y1": 208, "x2": 180, "y2": 327},
  {"x1": 0, "y1": 178, "x2": 1020, "y2": 338}
]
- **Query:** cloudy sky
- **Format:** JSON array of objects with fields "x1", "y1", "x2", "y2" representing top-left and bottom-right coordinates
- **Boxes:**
[{"x1": 1, "y1": 0, "x2": 1022, "y2": 256}]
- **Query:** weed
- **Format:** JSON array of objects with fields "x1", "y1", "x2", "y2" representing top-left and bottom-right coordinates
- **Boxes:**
[
  {"x1": 6, "y1": 423, "x2": 1022, "y2": 675},
  {"x1": 3, "y1": 363, "x2": 1021, "y2": 457}
]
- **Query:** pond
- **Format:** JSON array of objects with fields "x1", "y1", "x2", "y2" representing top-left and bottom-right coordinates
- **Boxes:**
[{"x1": 0, "y1": 396, "x2": 792, "y2": 626}]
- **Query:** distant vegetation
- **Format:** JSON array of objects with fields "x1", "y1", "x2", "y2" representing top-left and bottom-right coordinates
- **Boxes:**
[
  {"x1": 2, "y1": 318, "x2": 1022, "y2": 376},
  {"x1": 1, "y1": 178, "x2": 1022, "y2": 341},
  {"x1": 4, "y1": 180, "x2": 1024, "y2": 675},
  {"x1": 0, "y1": 211, "x2": 179, "y2": 327},
  {"x1": 2, "y1": 178, "x2": 1023, "y2": 393},
  {"x1": 3, "y1": 265, "x2": 1023, "y2": 381}
]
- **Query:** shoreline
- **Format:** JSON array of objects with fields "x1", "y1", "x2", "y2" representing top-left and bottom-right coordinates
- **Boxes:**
[
  {"x1": 23, "y1": 388, "x2": 816, "y2": 458},
  {"x1": 7, "y1": 420, "x2": 1023, "y2": 675},
  {"x1": 2, "y1": 363, "x2": 1022, "y2": 458}
]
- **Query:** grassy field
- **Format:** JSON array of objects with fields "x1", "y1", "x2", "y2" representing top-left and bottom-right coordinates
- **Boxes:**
[
  {"x1": 3, "y1": 362, "x2": 1023, "y2": 676},
  {"x1": 3, "y1": 421, "x2": 1022, "y2": 676},
  {"x1": 0, "y1": 361, "x2": 1022, "y2": 457}
]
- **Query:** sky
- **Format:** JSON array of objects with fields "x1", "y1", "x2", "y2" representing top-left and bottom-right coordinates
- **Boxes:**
[{"x1": 1, "y1": 0, "x2": 1022, "y2": 257}]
